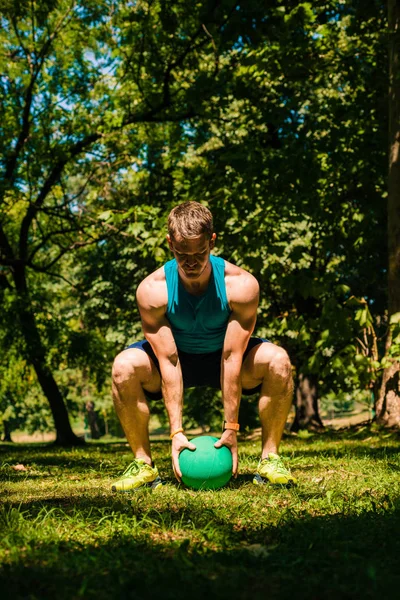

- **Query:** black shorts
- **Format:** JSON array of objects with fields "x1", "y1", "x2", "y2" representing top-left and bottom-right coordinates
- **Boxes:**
[{"x1": 127, "y1": 337, "x2": 269, "y2": 400}]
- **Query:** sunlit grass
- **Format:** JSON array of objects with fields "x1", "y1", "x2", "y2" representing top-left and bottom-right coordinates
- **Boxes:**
[{"x1": 1, "y1": 427, "x2": 400, "y2": 599}]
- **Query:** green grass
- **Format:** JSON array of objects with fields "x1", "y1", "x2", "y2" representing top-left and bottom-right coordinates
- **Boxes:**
[{"x1": 1, "y1": 427, "x2": 400, "y2": 599}]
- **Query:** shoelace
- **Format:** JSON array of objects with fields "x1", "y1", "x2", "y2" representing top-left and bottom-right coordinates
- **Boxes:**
[
  {"x1": 261, "y1": 455, "x2": 290, "y2": 476},
  {"x1": 120, "y1": 460, "x2": 142, "y2": 478}
]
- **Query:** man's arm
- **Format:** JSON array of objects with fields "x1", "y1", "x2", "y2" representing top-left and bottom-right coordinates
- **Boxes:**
[
  {"x1": 214, "y1": 272, "x2": 259, "y2": 474},
  {"x1": 136, "y1": 277, "x2": 195, "y2": 479}
]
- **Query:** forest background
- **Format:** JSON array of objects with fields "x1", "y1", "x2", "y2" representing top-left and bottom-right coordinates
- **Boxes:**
[{"x1": 1, "y1": 0, "x2": 399, "y2": 445}]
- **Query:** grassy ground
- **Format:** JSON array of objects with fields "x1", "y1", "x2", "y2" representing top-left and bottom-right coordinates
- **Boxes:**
[{"x1": 1, "y1": 427, "x2": 400, "y2": 600}]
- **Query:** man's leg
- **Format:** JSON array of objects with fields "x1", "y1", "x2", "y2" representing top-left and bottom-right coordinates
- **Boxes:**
[
  {"x1": 241, "y1": 342, "x2": 293, "y2": 456},
  {"x1": 241, "y1": 342, "x2": 296, "y2": 484},
  {"x1": 112, "y1": 348, "x2": 162, "y2": 466}
]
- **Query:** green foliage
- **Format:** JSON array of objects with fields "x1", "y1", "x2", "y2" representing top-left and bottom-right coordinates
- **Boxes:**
[
  {"x1": 0, "y1": 0, "x2": 390, "y2": 434},
  {"x1": 0, "y1": 352, "x2": 53, "y2": 435}
]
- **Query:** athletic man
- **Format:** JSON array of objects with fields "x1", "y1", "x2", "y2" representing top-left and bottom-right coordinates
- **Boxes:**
[{"x1": 111, "y1": 202, "x2": 296, "y2": 491}]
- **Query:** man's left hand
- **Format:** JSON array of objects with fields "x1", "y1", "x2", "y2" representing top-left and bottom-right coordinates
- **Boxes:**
[{"x1": 214, "y1": 430, "x2": 238, "y2": 477}]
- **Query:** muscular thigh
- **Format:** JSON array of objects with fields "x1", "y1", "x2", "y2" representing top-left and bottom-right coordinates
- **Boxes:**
[
  {"x1": 241, "y1": 341, "x2": 282, "y2": 390},
  {"x1": 113, "y1": 348, "x2": 161, "y2": 394}
]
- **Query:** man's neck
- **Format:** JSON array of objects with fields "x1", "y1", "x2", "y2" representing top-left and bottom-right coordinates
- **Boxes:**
[{"x1": 178, "y1": 260, "x2": 212, "y2": 295}]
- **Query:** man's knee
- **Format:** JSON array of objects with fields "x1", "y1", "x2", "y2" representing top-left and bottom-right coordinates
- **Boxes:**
[
  {"x1": 260, "y1": 344, "x2": 292, "y2": 382},
  {"x1": 112, "y1": 349, "x2": 144, "y2": 386}
]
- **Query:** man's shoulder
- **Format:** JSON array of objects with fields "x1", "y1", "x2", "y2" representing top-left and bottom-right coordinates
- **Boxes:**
[
  {"x1": 224, "y1": 260, "x2": 259, "y2": 304},
  {"x1": 224, "y1": 259, "x2": 259, "y2": 287},
  {"x1": 136, "y1": 266, "x2": 167, "y2": 310}
]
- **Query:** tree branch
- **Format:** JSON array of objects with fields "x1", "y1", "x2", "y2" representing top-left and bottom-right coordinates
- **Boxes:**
[
  {"x1": 18, "y1": 133, "x2": 101, "y2": 261},
  {"x1": 16, "y1": 0, "x2": 237, "y2": 266},
  {"x1": 0, "y1": 224, "x2": 15, "y2": 264},
  {"x1": 27, "y1": 226, "x2": 84, "y2": 263},
  {"x1": 30, "y1": 231, "x2": 115, "y2": 273},
  {"x1": 0, "y1": 255, "x2": 25, "y2": 267},
  {"x1": 2, "y1": 3, "x2": 76, "y2": 196},
  {"x1": 26, "y1": 263, "x2": 81, "y2": 290},
  {"x1": 202, "y1": 23, "x2": 219, "y2": 75},
  {"x1": 0, "y1": 270, "x2": 13, "y2": 290},
  {"x1": 10, "y1": 16, "x2": 33, "y2": 71},
  {"x1": 162, "y1": 24, "x2": 204, "y2": 108}
]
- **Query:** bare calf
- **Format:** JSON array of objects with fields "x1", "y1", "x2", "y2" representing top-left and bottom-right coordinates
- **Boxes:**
[
  {"x1": 112, "y1": 348, "x2": 161, "y2": 465},
  {"x1": 241, "y1": 343, "x2": 293, "y2": 457}
]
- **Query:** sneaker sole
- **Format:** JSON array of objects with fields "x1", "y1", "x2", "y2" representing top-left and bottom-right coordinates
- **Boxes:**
[
  {"x1": 253, "y1": 473, "x2": 268, "y2": 486},
  {"x1": 111, "y1": 476, "x2": 165, "y2": 493},
  {"x1": 253, "y1": 473, "x2": 297, "y2": 487}
]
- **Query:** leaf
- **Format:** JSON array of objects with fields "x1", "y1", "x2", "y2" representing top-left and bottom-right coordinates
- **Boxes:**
[
  {"x1": 298, "y1": 429, "x2": 314, "y2": 439},
  {"x1": 242, "y1": 543, "x2": 270, "y2": 558},
  {"x1": 381, "y1": 358, "x2": 393, "y2": 369},
  {"x1": 98, "y1": 211, "x2": 112, "y2": 221},
  {"x1": 335, "y1": 284, "x2": 351, "y2": 295},
  {"x1": 312, "y1": 477, "x2": 324, "y2": 484},
  {"x1": 389, "y1": 312, "x2": 400, "y2": 325},
  {"x1": 355, "y1": 308, "x2": 367, "y2": 327}
]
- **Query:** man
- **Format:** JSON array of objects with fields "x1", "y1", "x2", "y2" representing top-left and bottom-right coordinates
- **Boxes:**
[{"x1": 111, "y1": 201, "x2": 296, "y2": 491}]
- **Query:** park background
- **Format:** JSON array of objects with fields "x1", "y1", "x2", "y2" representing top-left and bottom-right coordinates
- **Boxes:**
[
  {"x1": 1, "y1": 0, "x2": 400, "y2": 443},
  {"x1": 1, "y1": 1, "x2": 400, "y2": 599}
]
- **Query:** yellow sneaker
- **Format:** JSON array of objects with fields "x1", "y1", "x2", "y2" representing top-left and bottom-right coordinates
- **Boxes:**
[
  {"x1": 111, "y1": 459, "x2": 162, "y2": 492},
  {"x1": 253, "y1": 453, "x2": 297, "y2": 486}
]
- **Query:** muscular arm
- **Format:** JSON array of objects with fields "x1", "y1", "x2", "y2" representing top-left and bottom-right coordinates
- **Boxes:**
[
  {"x1": 221, "y1": 273, "x2": 259, "y2": 424},
  {"x1": 136, "y1": 278, "x2": 183, "y2": 434},
  {"x1": 215, "y1": 271, "x2": 259, "y2": 474},
  {"x1": 136, "y1": 275, "x2": 196, "y2": 480}
]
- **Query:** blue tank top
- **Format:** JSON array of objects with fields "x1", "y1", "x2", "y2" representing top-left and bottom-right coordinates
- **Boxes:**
[{"x1": 164, "y1": 255, "x2": 231, "y2": 353}]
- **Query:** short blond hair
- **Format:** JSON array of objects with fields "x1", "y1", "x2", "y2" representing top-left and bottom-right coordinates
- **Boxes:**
[{"x1": 168, "y1": 202, "x2": 213, "y2": 240}]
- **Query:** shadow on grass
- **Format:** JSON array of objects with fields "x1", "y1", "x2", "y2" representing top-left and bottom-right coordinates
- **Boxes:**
[
  {"x1": 1, "y1": 508, "x2": 400, "y2": 600},
  {"x1": 0, "y1": 442, "x2": 129, "y2": 458},
  {"x1": 1, "y1": 475, "x2": 259, "y2": 517},
  {"x1": 0, "y1": 443, "x2": 146, "y2": 473},
  {"x1": 285, "y1": 446, "x2": 400, "y2": 461},
  {"x1": 2, "y1": 438, "x2": 400, "y2": 463}
]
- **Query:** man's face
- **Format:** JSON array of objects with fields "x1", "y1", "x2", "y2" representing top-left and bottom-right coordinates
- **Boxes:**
[{"x1": 167, "y1": 233, "x2": 216, "y2": 279}]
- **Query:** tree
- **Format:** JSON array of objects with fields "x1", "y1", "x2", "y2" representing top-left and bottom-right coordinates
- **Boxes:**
[
  {"x1": 1, "y1": 0, "x2": 268, "y2": 443},
  {"x1": 87, "y1": 1, "x2": 388, "y2": 431},
  {"x1": 155, "y1": 1, "x2": 388, "y2": 428},
  {"x1": 291, "y1": 374, "x2": 324, "y2": 432},
  {"x1": 376, "y1": 0, "x2": 400, "y2": 426},
  {"x1": 0, "y1": 0, "x2": 392, "y2": 438}
]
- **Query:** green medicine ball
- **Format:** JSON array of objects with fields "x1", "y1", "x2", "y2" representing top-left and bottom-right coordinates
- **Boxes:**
[{"x1": 179, "y1": 435, "x2": 233, "y2": 490}]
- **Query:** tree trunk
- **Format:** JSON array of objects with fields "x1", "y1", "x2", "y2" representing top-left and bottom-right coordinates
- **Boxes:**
[
  {"x1": 291, "y1": 374, "x2": 324, "y2": 432},
  {"x1": 13, "y1": 267, "x2": 83, "y2": 446},
  {"x1": 377, "y1": 360, "x2": 400, "y2": 426},
  {"x1": 377, "y1": 0, "x2": 400, "y2": 426},
  {"x1": 2, "y1": 420, "x2": 13, "y2": 442},
  {"x1": 33, "y1": 355, "x2": 83, "y2": 445},
  {"x1": 86, "y1": 401, "x2": 101, "y2": 440}
]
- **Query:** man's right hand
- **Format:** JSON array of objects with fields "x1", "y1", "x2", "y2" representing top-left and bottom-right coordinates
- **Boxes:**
[{"x1": 171, "y1": 433, "x2": 196, "y2": 482}]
